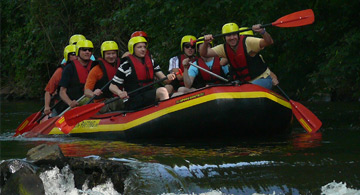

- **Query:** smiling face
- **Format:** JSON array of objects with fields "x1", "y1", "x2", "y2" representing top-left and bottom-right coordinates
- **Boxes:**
[
  {"x1": 134, "y1": 42, "x2": 147, "y2": 58},
  {"x1": 183, "y1": 43, "x2": 195, "y2": 57},
  {"x1": 104, "y1": 50, "x2": 117, "y2": 64},
  {"x1": 225, "y1": 33, "x2": 239, "y2": 48},
  {"x1": 79, "y1": 47, "x2": 93, "y2": 61}
]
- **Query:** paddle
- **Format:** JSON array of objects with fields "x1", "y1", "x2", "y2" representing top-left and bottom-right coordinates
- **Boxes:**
[
  {"x1": 14, "y1": 98, "x2": 63, "y2": 136},
  {"x1": 189, "y1": 60, "x2": 322, "y2": 133},
  {"x1": 276, "y1": 85, "x2": 322, "y2": 133},
  {"x1": 18, "y1": 95, "x2": 85, "y2": 137},
  {"x1": 56, "y1": 72, "x2": 179, "y2": 133},
  {"x1": 190, "y1": 9, "x2": 315, "y2": 45},
  {"x1": 54, "y1": 80, "x2": 114, "y2": 133},
  {"x1": 189, "y1": 62, "x2": 229, "y2": 82},
  {"x1": 84, "y1": 79, "x2": 113, "y2": 104}
]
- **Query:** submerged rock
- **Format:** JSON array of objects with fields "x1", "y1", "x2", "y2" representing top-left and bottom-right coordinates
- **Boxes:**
[
  {"x1": 1, "y1": 160, "x2": 45, "y2": 195},
  {"x1": 1, "y1": 144, "x2": 131, "y2": 194},
  {"x1": 27, "y1": 143, "x2": 66, "y2": 168}
]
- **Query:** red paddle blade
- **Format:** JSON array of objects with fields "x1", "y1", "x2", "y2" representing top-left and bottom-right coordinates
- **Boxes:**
[
  {"x1": 55, "y1": 116, "x2": 75, "y2": 134},
  {"x1": 290, "y1": 100, "x2": 322, "y2": 133},
  {"x1": 24, "y1": 117, "x2": 59, "y2": 138},
  {"x1": 272, "y1": 9, "x2": 315, "y2": 27},
  {"x1": 14, "y1": 112, "x2": 41, "y2": 136},
  {"x1": 63, "y1": 103, "x2": 105, "y2": 126}
]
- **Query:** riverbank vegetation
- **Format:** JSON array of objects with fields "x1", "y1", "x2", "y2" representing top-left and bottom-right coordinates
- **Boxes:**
[{"x1": 1, "y1": 0, "x2": 359, "y2": 101}]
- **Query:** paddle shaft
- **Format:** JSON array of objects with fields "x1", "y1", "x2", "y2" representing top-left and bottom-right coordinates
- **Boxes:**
[
  {"x1": 59, "y1": 95, "x2": 86, "y2": 116},
  {"x1": 35, "y1": 99, "x2": 65, "y2": 123},
  {"x1": 104, "y1": 76, "x2": 169, "y2": 105},
  {"x1": 193, "y1": 9, "x2": 314, "y2": 44},
  {"x1": 189, "y1": 62, "x2": 229, "y2": 82},
  {"x1": 276, "y1": 85, "x2": 291, "y2": 100},
  {"x1": 85, "y1": 79, "x2": 113, "y2": 104}
]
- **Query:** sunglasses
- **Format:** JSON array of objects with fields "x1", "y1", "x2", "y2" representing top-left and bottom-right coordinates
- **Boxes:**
[
  {"x1": 80, "y1": 48, "x2": 93, "y2": 52},
  {"x1": 69, "y1": 52, "x2": 76, "y2": 56},
  {"x1": 184, "y1": 44, "x2": 195, "y2": 49}
]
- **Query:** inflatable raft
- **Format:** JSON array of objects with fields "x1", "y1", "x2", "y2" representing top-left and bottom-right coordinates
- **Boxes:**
[{"x1": 25, "y1": 83, "x2": 293, "y2": 140}]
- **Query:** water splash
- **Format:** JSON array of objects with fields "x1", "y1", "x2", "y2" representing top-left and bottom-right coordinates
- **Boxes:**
[
  {"x1": 321, "y1": 181, "x2": 360, "y2": 195},
  {"x1": 39, "y1": 165, "x2": 120, "y2": 195}
]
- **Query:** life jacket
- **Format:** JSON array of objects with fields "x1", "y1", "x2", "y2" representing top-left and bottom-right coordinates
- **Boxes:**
[
  {"x1": 66, "y1": 59, "x2": 94, "y2": 100},
  {"x1": 93, "y1": 58, "x2": 121, "y2": 100},
  {"x1": 193, "y1": 57, "x2": 224, "y2": 88},
  {"x1": 224, "y1": 35, "x2": 267, "y2": 81},
  {"x1": 52, "y1": 62, "x2": 69, "y2": 101},
  {"x1": 127, "y1": 53, "x2": 154, "y2": 87}
]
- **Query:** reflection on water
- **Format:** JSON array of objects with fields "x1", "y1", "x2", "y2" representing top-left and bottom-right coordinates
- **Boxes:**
[
  {"x1": 291, "y1": 132, "x2": 322, "y2": 149},
  {"x1": 1, "y1": 101, "x2": 360, "y2": 194}
]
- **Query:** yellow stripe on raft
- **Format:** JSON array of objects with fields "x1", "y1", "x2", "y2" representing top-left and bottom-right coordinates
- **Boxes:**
[{"x1": 49, "y1": 91, "x2": 291, "y2": 134}]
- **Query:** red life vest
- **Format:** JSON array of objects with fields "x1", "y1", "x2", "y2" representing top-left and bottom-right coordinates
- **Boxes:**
[
  {"x1": 98, "y1": 58, "x2": 120, "y2": 81},
  {"x1": 178, "y1": 54, "x2": 197, "y2": 72},
  {"x1": 224, "y1": 36, "x2": 268, "y2": 81},
  {"x1": 224, "y1": 36, "x2": 251, "y2": 81},
  {"x1": 92, "y1": 58, "x2": 121, "y2": 100},
  {"x1": 197, "y1": 57, "x2": 222, "y2": 82},
  {"x1": 73, "y1": 59, "x2": 92, "y2": 84},
  {"x1": 128, "y1": 54, "x2": 154, "y2": 86}
]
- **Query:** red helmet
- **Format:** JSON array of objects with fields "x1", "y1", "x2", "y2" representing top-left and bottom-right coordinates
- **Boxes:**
[{"x1": 130, "y1": 31, "x2": 148, "y2": 38}]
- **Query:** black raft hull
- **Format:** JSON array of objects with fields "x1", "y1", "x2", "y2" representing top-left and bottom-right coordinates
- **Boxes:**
[{"x1": 47, "y1": 84, "x2": 293, "y2": 140}]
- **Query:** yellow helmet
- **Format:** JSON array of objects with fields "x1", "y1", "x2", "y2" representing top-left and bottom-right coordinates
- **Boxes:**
[
  {"x1": 100, "y1": 41, "x2": 119, "y2": 58},
  {"x1": 180, "y1": 35, "x2": 196, "y2": 52},
  {"x1": 75, "y1": 40, "x2": 94, "y2": 56},
  {"x1": 222, "y1": 23, "x2": 239, "y2": 34},
  {"x1": 69, "y1": 34, "x2": 86, "y2": 45},
  {"x1": 63, "y1": 45, "x2": 76, "y2": 62},
  {"x1": 239, "y1": 27, "x2": 254, "y2": 36},
  {"x1": 196, "y1": 36, "x2": 213, "y2": 53},
  {"x1": 128, "y1": 36, "x2": 147, "y2": 55}
]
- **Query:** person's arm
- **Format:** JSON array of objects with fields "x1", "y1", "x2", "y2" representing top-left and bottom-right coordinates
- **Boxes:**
[
  {"x1": 44, "y1": 91, "x2": 52, "y2": 115},
  {"x1": 252, "y1": 24, "x2": 274, "y2": 48},
  {"x1": 270, "y1": 71, "x2": 279, "y2": 86},
  {"x1": 200, "y1": 35, "x2": 218, "y2": 58},
  {"x1": 84, "y1": 66, "x2": 103, "y2": 98},
  {"x1": 182, "y1": 58, "x2": 195, "y2": 88},
  {"x1": 60, "y1": 87, "x2": 78, "y2": 108},
  {"x1": 109, "y1": 83, "x2": 128, "y2": 99},
  {"x1": 220, "y1": 58, "x2": 228, "y2": 66},
  {"x1": 121, "y1": 51, "x2": 130, "y2": 58},
  {"x1": 154, "y1": 71, "x2": 176, "y2": 84}
]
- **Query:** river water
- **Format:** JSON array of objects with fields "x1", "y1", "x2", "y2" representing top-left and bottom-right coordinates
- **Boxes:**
[{"x1": 1, "y1": 100, "x2": 360, "y2": 194}]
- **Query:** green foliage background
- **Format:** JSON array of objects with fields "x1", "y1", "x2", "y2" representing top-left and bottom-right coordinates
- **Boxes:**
[{"x1": 1, "y1": 0, "x2": 359, "y2": 101}]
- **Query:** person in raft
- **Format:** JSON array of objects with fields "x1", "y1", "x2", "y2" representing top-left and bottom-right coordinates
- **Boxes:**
[
  {"x1": 84, "y1": 41, "x2": 124, "y2": 113},
  {"x1": 199, "y1": 22, "x2": 275, "y2": 89},
  {"x1": 60, "y1": 34, "x2": 95, "y2": 64},
  {"x1": 179, "y1": 36, "x2": 229, "y2": 94},
  {"x1": 43, "y1": 45, "x2": 77, "y2": 116},
  {"x1": 165, "y1": 35, "x2": 197, "y2": 95},
  {"x1": 59, "y1": 40, "x2": 98, "y2": 110},
  {"x1": 109, "y1": 36, "x2": 176, "y2": 110},
  {"x1": 121, "y1": 31, "x2": 150, "y2": 58}
]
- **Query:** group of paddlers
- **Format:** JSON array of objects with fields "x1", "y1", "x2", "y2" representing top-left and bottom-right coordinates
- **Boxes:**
[{"x1": 44, "y1": 22, "x2": 279, "y2": 117}]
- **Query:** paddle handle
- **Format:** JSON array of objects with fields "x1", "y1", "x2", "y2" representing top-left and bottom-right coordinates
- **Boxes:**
[
  {"x1": 58, "y1": 95, "x2": 86, "y2": 116},
  {"x1": 191, "y1": 28, "x2": 253, "y2": 45},
  {"x1": 35, "y1": 98, "x2": 65, "y2": 123},
  {"x1": 104, "y1": 76, "x2": 170, "y2": 105},
  {"x1": 85, "y1": 80, "x2": 113, "y2": 104}
]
